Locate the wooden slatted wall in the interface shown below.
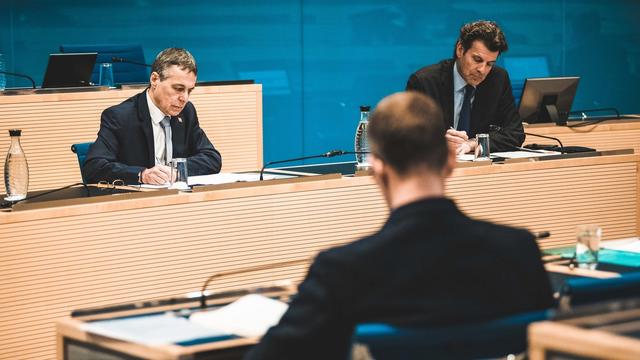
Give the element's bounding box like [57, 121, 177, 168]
[0, 84, 262, 192]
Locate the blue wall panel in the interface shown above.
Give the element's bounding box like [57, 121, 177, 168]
[1, 0, 638, 165]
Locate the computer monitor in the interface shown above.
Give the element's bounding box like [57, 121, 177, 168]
[41, 52, 97, 88]
[518, 76, 580, 126]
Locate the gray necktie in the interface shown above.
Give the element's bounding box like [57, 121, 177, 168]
[160, 116, 172, 164]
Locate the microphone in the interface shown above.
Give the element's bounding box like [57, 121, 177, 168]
[199, 257, 311, 308]
[0, 70, 36, 89]
[534, 231, 551, 240]
[259, 149, 348, 180]
[111, 56, 152, 67]
[489, 124, 565, 154]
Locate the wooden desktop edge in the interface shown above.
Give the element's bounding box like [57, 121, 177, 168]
[56, 287, 295, 359]
[1, 152, 637, 224]
[529, 320, 640, 360]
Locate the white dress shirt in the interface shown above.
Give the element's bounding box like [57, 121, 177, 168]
[146, 90, 169, 165]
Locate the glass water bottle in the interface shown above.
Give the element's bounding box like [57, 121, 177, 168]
[4, 129, 29, 201]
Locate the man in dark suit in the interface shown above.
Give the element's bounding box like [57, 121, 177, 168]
[82, 48, 221, 184]
[245, 92, 554, 359]
[406, 20, 524, 153]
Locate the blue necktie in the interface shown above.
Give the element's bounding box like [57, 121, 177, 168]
[160, 116, 172, 164]
[458, 85, 475, 136]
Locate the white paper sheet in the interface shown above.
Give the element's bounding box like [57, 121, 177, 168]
[187, 172, 292, 186]
[81, 313, 230, 346]
[492, 150, 560, 159]
[601, 237, 640, 253]
[189, 294, 289, 338]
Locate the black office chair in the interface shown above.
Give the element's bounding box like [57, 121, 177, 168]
[59, 44, 148, 85]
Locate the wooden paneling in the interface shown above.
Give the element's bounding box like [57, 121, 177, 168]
[0, 154, 638, 359]
[0, 84, 262, 192]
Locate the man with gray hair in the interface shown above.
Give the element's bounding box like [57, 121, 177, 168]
[83, 48, 221, 184]
[246, 92, 552, 359]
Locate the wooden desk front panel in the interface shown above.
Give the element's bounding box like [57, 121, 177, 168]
[1, 181, 387, 360]
[449, 158, 639, 249]
[0, 84, 262, 192]
[1, 155, 638, 359]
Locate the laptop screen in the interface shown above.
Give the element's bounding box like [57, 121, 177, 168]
[41, 52, 97, 88]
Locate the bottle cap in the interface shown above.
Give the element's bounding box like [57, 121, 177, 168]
[360, 106, 370, 112]
[9, 129, 22, 136]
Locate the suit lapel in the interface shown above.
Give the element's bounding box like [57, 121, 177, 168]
[171, 115, 186, 157]
[136, 90, 156, 167]
[440, 60, 455, 127]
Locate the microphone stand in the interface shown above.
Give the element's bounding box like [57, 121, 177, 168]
[0, 70, 36, 89]
[488, 124, 565, 154]
[524, 132, 565, 154]
[259, 150, 347, 180]
[199, 258, 311, 308]
[111, 56, 152, 68]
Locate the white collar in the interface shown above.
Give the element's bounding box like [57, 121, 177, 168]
[146, 89, 168, 125]
[453, 61, 470, 93]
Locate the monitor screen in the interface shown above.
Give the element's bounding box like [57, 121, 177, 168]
[518, 77, 580, 126]
[41, 52, 97, 88]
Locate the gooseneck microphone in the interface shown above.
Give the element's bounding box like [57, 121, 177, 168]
[489, 124, 565, 154]
[259, 149, 348, 180]
[199, 258, 311, 308]
[0, 70, 36, 89]
[111, 56, 152, 67]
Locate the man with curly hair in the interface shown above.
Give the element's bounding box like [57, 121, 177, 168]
[407, 20, 524, 154]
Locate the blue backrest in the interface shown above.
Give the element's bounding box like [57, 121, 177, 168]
[71, 142, 93, 183]
[560, 272, 640, 308]
[353, 310, 549, 360]
[59, 44, 148, 84]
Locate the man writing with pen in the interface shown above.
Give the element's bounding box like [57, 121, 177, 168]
[406, 20, 525, 154]
[83, 48, 221, 185]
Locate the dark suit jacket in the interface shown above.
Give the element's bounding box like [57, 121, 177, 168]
[406, 59, 524, 152]
[82, 90, 222, 184]
[245, 198, 554, 360]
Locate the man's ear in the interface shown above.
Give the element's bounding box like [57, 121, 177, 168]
[150, 72, 160, 89]
[443, 142, 457, 178]
[455, 42, 464, 59]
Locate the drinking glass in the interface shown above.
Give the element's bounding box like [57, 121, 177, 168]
[576, 224, 602, 270]
[170, 158, 190, 191]
[98, 63, 114, 87]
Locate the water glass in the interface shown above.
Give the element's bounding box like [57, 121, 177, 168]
[576, 225, 602, 270]
[474, 133, 490, 161]
[98, 62, 114, 87]
[170, 158, 189, 190]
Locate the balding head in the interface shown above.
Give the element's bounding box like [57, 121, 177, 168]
[368, 92, 447, 175]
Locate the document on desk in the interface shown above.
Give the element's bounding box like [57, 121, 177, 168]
[81, 313, 231, 346]
[190, 294, 289, 338]
[601, 237, 640, 253]
[188, 172, 293, 186]
[492, 150, 560, 158]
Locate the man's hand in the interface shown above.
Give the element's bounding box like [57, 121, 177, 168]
[140, 165, 171, 185]
[446, 129, 477, 155]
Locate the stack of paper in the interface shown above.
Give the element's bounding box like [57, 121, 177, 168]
[189, 294, 289, 338]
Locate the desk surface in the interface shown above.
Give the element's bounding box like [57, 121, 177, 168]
[529, 301, 640, 360]
[2, 152, 639, 360]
